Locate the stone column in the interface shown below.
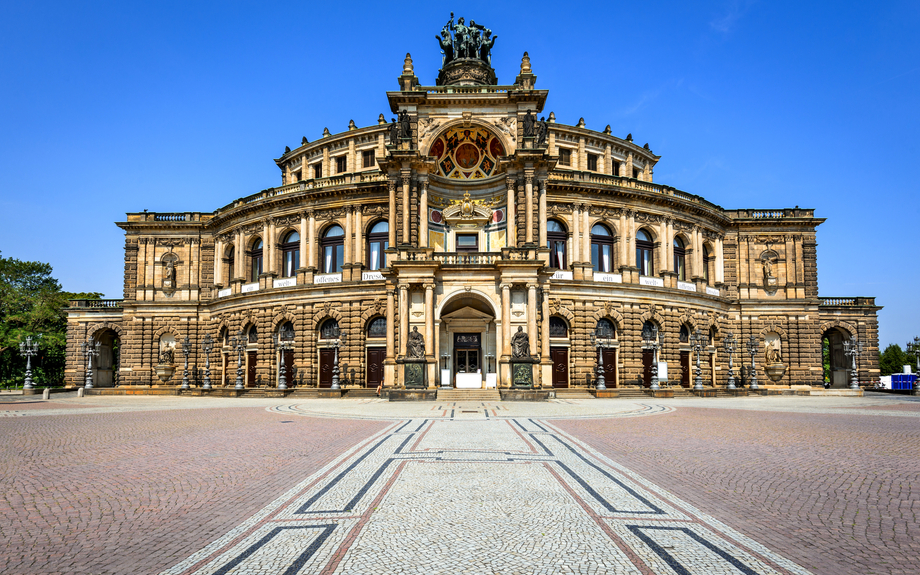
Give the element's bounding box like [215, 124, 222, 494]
[401, 173, 411, 245]
[506, 177, 516, 248]
[419, 180, 428, 248]
[388, 179, 397, 250]
[626, 152, 634, 179]
[628, 211, 637, 268]
[661, 219, 670, 273]
[525, 173, 534, 244]
[619, 210, 628, 268]
[307, 211, 316, 269]
[501, 283, 512, 357]
[398, 285, 409, 357]
[538, 180, 547, 246]
[572, 204, 581, 264]
[424, 284, 434, 356]
[262, 220, 270, 275]
[137, 238, 147, 299]
[354, 206, 363, 268]
[604, 144, 612, 175]
[527, 283, 538, 356]
[269, 218, 277, 274]
[236, 229, 244, 279]
[715, 237, 725, 284]
[213, 239, 222, 286]
[386, 288, 396, 360]
[299, 213, 308, 269]
[784, 234, 794, 288]
[582, 204, 591, 262]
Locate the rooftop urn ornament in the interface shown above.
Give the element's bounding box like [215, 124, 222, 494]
[723, 332, 738, 390]
[322, 127, 331, 138]
[284, 146, 291, 154]
[577, 117, 585, 129]
[302, 136, 308, 145]
[19, 335, 40, 390]
[907, 337, 920, 391]
[747, 335, 760, 390]
[81, 338, 101, 389]
[180, 336, 191, 390]
[689, 328, 707, 391]
[843, 339, 864, 390]
[378, 113, 386, 125]
[626, 133, 633, 142]
[604, 125, 612, 135]
[641, 323, 661, 391]
[348, 119, 356, 131]
[548, 111, 555, 123]
[403, 52, 414, 75]
[520, 51, 532, 74]
[201, 334, 214, 390]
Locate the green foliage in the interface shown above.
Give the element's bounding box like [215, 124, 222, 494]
[822, 337, 831, 383]
[879, 343, 918, 376]
[0, 252, 101, 387]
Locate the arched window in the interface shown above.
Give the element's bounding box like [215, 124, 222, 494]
[250, 239, 263, 282]
[703, 245, 712, 283]
[547, 219, 567, 269]
[367, 317, 386, 338]
[321, 225, 345, 274]
[320, 318, 339, 340]
[673, 237, 687, 281]
[679, 325, 690, 343]
[248, 325, 258, 343]
[636, 229, 654, 276]
[591, 223, 614, 273]
[549, 317, 568, 338]
[226, 247, 235, 280]
[280, 231, 300, 278]
[596, 318, 616, 338]
[367, 221, 389, 271]
[220, 327, 229, 346]
[279, 321, 295, 341]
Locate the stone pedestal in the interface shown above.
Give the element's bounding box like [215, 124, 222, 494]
[436, 58, 497, 86]
[510, 357, 538, 388]
[155, 364, 176, 384]
[765, 363, 787, 383]
[398, 358, 428, 389]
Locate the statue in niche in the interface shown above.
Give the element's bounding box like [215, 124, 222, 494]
[761, 252, 778, 287]
[158, 347, 174, 365]
[407, 326, 425, 359]
[163, 259, 176, 289]
[398, 110, 412, 140]
[535, 117, 548, 147]
[511, 326, 530, 358]
[523, 109, 536, 138]
[388, 118, 399, 145]
[766, 340, 783, 364]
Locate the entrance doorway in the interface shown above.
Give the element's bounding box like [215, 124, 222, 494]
[247, 351, 257, 387]
[366, 347, 385, 388]
[598, 348, 616, 387]
[551, 347, 568, 388]
[319, 348, 334, 388]
[94, 329, 119, 387]
[454, 333, 481, 387]
[680, 351, 690, 387]
[642, 349, 654, 387]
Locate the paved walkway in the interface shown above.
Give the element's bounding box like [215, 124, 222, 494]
[1, 394, 917, 574]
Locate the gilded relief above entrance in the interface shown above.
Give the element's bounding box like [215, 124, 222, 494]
[429, 126, 505, 180]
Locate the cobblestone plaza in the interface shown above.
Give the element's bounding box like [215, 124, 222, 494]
[2, 393, 917, 574]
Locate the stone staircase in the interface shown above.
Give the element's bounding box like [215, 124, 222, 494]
[554, 388, 596, 399]
[616, 387, 650, 400]
[436, 388, 502, 402]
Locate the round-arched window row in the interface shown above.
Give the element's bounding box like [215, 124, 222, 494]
[673, 236, 686, 281]
[367, 221, 388, 271]
[250, 238, 263, 282]
[591, 223, 614, 273]
[281, 231, 300, 278]
[547, 219, 567, 269]
[321, 225, 345, 274]
[636, 229, 654, 276]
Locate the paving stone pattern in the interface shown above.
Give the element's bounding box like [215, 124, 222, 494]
[555, 401, 920, 575]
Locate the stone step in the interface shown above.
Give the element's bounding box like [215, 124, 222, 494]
[554, 388, 596, 399]
[437, 389, 502, 402]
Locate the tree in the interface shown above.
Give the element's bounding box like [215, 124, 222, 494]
[879, 343, 917, 377]
[0, 252, 101, 386]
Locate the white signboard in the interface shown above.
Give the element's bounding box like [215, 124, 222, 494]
[485, 373, 498, 388]
[677, 281, 697, 292]
[595, 273, 623, 283]
[658, 362, 668, 381]
[217, 288, 232, 298]
[362, 271, 384, 281]
[314, 273, 342, 284]
[706, 287, 720, 296]
[639, 276, 664, 287]
[551, 270, 573, 280]
[273, 277, 296, 289]
[456, 373, 482, 389]
[241, 282, 259, 293]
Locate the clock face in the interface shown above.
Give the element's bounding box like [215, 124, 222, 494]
[429, 126, 505, 180]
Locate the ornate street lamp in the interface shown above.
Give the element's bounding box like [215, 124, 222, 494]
[843, 339, 864, 390]
[331, 325, 346, 390]
[641, 323, 661, 391]
[81, 338, 101, 389]
[201, 334, 214, 390]
[907, 336, 920, 391]
[590, 323, 614, 391]
[747, 335, 759, 390]
[273, 327, 295, 390]
[232, 329, 245, 390]
[19, 335, 40, 390]
[181, 336, 191, 390]
[723, 332, 737, 390]
[689, 328, 707, 391]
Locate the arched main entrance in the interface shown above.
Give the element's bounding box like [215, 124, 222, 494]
[438, 291, 498, 389]
[93, 329, 120, 387]
[822, 328, 851, 388]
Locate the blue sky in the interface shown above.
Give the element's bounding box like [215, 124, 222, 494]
[1, 1, 917, 349]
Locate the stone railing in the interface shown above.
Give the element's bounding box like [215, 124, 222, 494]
[726, 208, 816, 219]
[548, 171, 724, 213]
[230, 171, 388, 209]
[69, 299, 124, 309]
[819, 297, 876, 307]
[434, 252, 499, 265]
[420, 85, 514, 94]
[126, 212, 209, 223]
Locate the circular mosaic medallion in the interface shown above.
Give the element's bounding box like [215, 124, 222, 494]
[428, 126, 505, 180]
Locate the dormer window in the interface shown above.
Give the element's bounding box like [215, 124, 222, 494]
[559, 148, 572, 166]
[314, 163, 323, 179]
[587, 153, 598, 171]
[336, 156, 347, 174]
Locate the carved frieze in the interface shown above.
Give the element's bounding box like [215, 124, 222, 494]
[493, 117, 517, 143]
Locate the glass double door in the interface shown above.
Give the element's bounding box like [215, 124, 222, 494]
[455, 349, 480, 374]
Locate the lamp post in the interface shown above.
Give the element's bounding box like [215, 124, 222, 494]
[181, 336, 191, 390]
[843, 339, 864, 390]
[747, 335, 759, 390]
[81, 338, 101, 389]
[641, 323, 661, 391]
[19, 335, 40, 390]
[723, 332, 737, 390]
[907, 336, 920, 391]
[233, 329, 245, 390]
[201, 334, 213, 390]
[689, 328, 707, 391]
[591, 324, 614, 390]
[274, 328, 294, 390]
[331, 327, 346, 390]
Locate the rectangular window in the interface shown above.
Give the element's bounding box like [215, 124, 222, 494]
[323, 245, 344, 274]
[314, 163, 323, 179]
[456, 234, 478, 252]
[587, 153, 597, 171]
[336, 156, 347, 174]
[559, 148, 571, 166]
[362, 150, 376, 168]
[612, 161, 621, 176]
[368, 239, 388, 270]
[633, 168, 639, 179]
